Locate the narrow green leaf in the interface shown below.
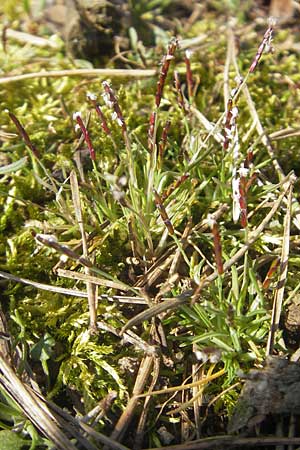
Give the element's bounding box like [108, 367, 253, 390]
[0, 157, 27, 175]
[231, 265, 239, 300]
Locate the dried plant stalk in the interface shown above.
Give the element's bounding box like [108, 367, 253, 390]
[0, 68, 156, 85]
[107, 356, 154, 445]
[266, 178, 294, 355]
[70, 171, 97, 330]
[0, 354, 78, 450]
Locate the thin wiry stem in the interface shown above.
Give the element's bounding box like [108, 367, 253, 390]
[158, 119, 171, 163]
[137, 367, 225, 398]
[184, 50, 195, 100]
[142, 436, 300, 450]
[32, 232, 137, 293]
[7, 110, 40, 158]
[148, 111, 156, 152]
[73, 112, 95, 160]
[0, 269, 146, 304]
[209, 217, 224, 275]
[0, 68, 156, 85]
[262, 258, 280, 290]
[0, 354, 78, 450]
[153, 189, 174, 235]
[174, 71, 188, 113]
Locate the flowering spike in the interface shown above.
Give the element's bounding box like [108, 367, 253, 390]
[223, 98, 233, 151]
[155, 38, 178, 108]
[87, 92, 111, 136]
[232, 174, 241, 223]
[73, 112, 95, 161]
[147, 111, 156, 153]
[102, 81, 127, 133]
[153, 189, 174, 235]
[245, 149, 254, 167]
[245, 173, 257, 192]
[158, 119, 171, 162]
[249, 20, 275, 73]
[184, 49, 194, 100]
[33, 231, 92, 268]
[7, 110, 40, 158]
[238, 167, 249, 228]
[174, 71, 188, 113]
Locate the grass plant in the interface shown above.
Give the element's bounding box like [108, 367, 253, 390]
[0, 1, 300, 448]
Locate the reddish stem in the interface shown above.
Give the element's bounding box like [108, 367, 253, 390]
[158, 119, 171, 162]
[155, 39, 178, 108]
[147, 111, 156, 153]
[153, 189, 174, 235]
[211, 219, 224, 275]
[8, 111, 40, 158]
[239, 176, 248, 228]
[74, 114, 95, 161]
[249, 23, 274, 73]
[184, 50, 194, 100]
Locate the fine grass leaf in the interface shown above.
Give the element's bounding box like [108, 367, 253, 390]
[231, 265, 239, 300]
[0, 157, 27, 174]
[248, 267, 265, 304]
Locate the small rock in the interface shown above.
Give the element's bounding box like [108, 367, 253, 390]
[229, 356, 300, 433]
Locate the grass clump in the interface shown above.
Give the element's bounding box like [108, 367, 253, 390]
[0, 1, 300, 449]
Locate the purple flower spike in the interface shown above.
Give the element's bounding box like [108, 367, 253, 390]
[73, 111, 96, 161]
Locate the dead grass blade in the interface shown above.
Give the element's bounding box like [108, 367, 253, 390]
[70, 170, 97, 329]
[5, 28, 60, 48]
[143, 436, 300, 450]
[56, 267, 135, 291]
[0, 68, 156, 84]
[266, 178, 294, 355]
[0, 354, 78, 450]
[107, 356, 154, 445]
[0, 269, 146, 303]
[269, 127, 300, 140]
[0, 309, 10, 361]
[97, 320, 158, 355]
[32, 386, 130, 450]
[134, 356, 161, 450]
[166, 364, 219, 416]
[0, 351, 130, 450]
